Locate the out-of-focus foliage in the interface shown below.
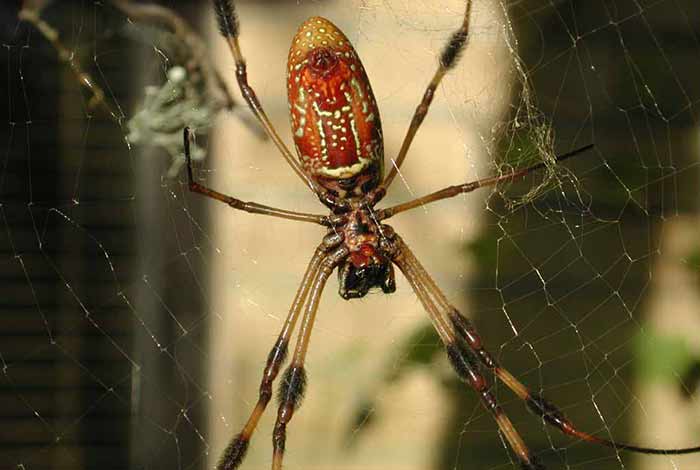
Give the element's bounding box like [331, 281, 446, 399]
[345, 322, 445, 446]
[634, 331, 699, 389]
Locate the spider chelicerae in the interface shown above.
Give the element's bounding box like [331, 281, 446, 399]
[183, 1, 700, 469]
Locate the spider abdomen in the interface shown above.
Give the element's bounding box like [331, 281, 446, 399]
[287, 17, 383, 195]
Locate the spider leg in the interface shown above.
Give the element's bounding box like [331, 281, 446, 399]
[216, 242, 337, 470]
[451, 313, 700, 456]
[211, 0, 323, 195]
[391, 235, 543, 469]
[379, 144, 593, 220]
[382, 0, 473, 190]
[395, 235, 700, 458]
[271, 246, 348, 470]
[184, 128, 332, 225]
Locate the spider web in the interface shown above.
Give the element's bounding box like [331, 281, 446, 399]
[1, 1, 699, 470]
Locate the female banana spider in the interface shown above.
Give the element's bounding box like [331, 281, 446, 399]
[184, 1, 700, 469]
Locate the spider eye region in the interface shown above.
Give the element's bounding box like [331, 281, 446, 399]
[287, 16, 384, 190]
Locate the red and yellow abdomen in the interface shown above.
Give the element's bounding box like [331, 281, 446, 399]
[287, 17, 383, 190]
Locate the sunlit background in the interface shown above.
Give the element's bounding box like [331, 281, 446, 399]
[1, 1, 699, 470]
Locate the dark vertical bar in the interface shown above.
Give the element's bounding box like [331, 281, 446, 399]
[1, 2, 207, 470]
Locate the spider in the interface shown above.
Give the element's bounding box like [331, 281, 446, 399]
[183, 1, 700, 469]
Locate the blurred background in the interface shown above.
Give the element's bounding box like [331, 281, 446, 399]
[0, 1, 699, 470]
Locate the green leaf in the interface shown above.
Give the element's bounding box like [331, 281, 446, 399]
[634, 330, 696, 383]
[343, 398, 376, 450]
[684, 248, 700, 272]
[384, 322, 443, 383]
[464, 233, 498, 270]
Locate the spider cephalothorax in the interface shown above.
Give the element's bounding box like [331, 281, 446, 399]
[336, 208, 396, 299]
[189, 2, 700, 470]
